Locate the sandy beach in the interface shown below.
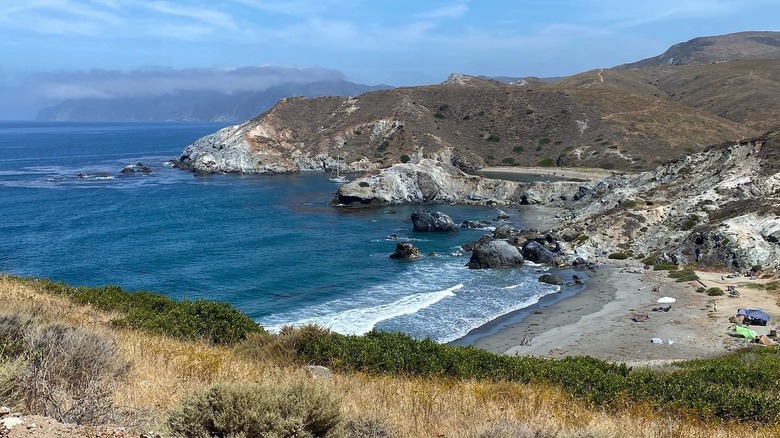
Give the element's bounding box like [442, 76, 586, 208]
[470, 261, 780, 365]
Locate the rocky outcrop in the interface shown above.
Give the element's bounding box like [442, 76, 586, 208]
[389, 242, 422, 259]
[493, 225, 513, 239]
[120, 162, 151, 174]
[529, 133, 780, 271]
[466, 239, 524, 269]
[539, 273, 564, 285]
[521, 241, 560, 264]
[334, 159, 521, 207]
[411, 210, 458, 232]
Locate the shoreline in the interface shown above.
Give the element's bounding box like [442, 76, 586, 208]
[461, 260, 780, 364]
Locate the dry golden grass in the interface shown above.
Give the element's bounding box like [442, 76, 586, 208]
[3, 276, 780, 437]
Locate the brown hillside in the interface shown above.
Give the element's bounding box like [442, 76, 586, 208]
[618, 31, 780, 68]
[239, 75, 747, 172]
[550, 60, 780, 133]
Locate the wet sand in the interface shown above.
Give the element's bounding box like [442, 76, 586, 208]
[467, 261, 780, 365]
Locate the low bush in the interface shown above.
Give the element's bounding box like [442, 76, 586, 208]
[399, 154, 411, 163]
[668, 269, 699, 282]
[0, 314, 128, 425]
[652, 263, 678, 271]
[607, 253, 629, 260]
[573, 235, 589, 246]
[641, 255, 658, 265]
[345, 416, 396, 438]
[168, 381, 342, 438]
[536, 158, 554, 167]
[291, 328, 780, 424]
[486, 134, 501, 143]
[696, 287, 707, 293]
[15, 277, 261, 345]
[707, 287, 725, 296]
[682, 215, 698, 231]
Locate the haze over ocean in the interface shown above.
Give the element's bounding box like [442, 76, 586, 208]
[0, 122, 567, 342]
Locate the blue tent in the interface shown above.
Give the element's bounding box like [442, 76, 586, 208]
[737, 309, 771, 326]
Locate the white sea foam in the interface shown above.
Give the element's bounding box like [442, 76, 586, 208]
[501, 283, 524, 290]
[267, 284, 463, 335]
[435, 287, 559, 343]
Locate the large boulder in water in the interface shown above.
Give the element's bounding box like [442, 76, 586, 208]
[411, 210, 458, 232]
[539, 273, 564, 285]
[389, 242, 421, 260]
[493, 224, 513, 239]
[521, 240, 558, 264]
[467, 239, 524, 269]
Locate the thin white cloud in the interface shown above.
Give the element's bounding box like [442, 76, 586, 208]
[584, 0, 756, 27]
[142, 1, 238, 31]
[415, 2, 469, 20]
[228, 0, 361, 17]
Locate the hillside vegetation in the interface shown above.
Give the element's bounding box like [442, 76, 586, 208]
[2, 275, 780, 437]
[177, 32, 780, 175]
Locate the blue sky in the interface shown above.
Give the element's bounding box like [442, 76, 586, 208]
[0, 0, 778, 118]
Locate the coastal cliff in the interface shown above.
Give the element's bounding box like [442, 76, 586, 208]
[523, 132, 780, 271]
[334, 158, 526, 207]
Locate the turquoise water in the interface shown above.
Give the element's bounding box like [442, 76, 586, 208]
[0, 122, 567, 342]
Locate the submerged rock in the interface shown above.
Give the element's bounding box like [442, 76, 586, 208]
[389, 242, 422, 260]
[466, 240, 524, 269]
[120, 162, 152, 174]
[411, 210, 458, 232]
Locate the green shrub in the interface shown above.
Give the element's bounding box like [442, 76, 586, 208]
[536, 158, 554, 167]
[399, 154, 411, 163]
[13, 277, 262, 345]
[641, 255, 658, 265]
[607, 253, 629, 260]
[682, 215, 699, 231]
[751, 265, 763, 272]
[434, 112, 446, 119]
[697, 287, 707, 293]
[359, 181, 370, 187]
[538, 138, 551, 146]
[652, 263, 678, 271]
[292, 329, 780, 423]
[500, 157, 516, 165]
[513, 146, 524, 153]
[486, 134, 501, 143]
[707, 287, 724, 296]
[573, 235, 589, 246]
[168, 381, 342, 438]
[668, 269, 699, 282]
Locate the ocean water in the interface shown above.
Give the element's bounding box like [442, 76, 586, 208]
[0, 122, 570, 343]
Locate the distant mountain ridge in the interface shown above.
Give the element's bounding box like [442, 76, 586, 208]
[618, 31, 780, 68]
[36, 79, 392, 123]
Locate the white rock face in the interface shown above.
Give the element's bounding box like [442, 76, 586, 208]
[523, 137, 780, 270]
[335, 159, 521, 206]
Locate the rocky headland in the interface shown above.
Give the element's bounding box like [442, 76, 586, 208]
[341, 131, 780, 272]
